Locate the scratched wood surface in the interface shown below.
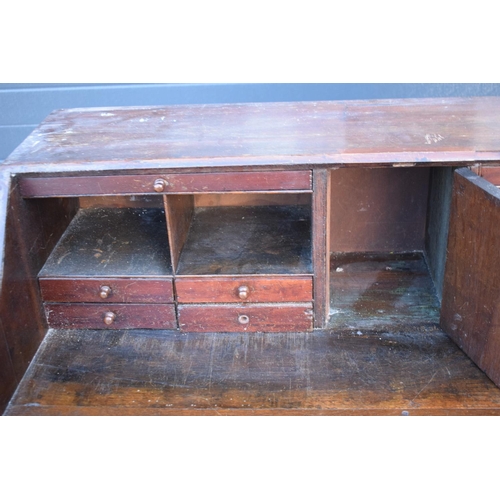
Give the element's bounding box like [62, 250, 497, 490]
[39, 207, 173, 277]
[329, 252, 440, 331]
[5, 327, 500, 415]
[6, 98, 500, 172]
[176, 205, 312, 275]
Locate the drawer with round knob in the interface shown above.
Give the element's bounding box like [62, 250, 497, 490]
[43, 303, 177, 330]
[39, 278, 174, 304]
[177, 303, 313, 333]
[175, 276, 313, 303]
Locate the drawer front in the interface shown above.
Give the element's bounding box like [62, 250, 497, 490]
[44, 303, 177, 329]
[178, 304, 313, 333]
[20, 171, 312, 197]
[39, 278, 174, 303]
[175, 276, 313, 303]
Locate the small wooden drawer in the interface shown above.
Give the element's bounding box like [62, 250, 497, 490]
[20, 171, 312, 197]
[175, 276, 313, 303]
[39, 278, 174, 303]
[44, 303, 177, 329]
[178, 303, 313, 333]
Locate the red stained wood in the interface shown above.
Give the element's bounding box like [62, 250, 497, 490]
[175, 275, 312, 303]
[19, 171, 312, 198]
[5, 98, 500, 172]
[39, 278, 174, 303]
[441, 168, 500, 386]
[178, 303, 313, 333]
[164, 194, 194, 272]
[312, 169, 330, 328]
[479, 166, 500, 186]
[44, 303, 177, 330]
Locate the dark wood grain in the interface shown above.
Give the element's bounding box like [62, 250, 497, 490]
[44, 303, 177, 330]
[176, 205, 312, 276]
[178, 304, 313, 333]
[175, 275, 312, 303]
[19, 171, 312, 197]
[6, 98, 500, 172]
[330, 167, 429, 252]
[39, 207, 173, 277]
[39, 277, 174, 303]
[0, 177, 79, 413]
[329, 252, 440, 331]
[312, 169, 330, 328]
[5, 328, 500, 415]
[164, 195, 194, 272]
[441, 168, 500, 386]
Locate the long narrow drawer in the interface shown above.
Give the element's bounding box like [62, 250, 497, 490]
[175, 276, 313, 303]
[178, 303, 313, 333]
[44, 303, 177, 329]
[20, 171, 312, 197]
[39, 278, 174, 303]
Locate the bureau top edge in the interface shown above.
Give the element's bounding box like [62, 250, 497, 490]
[4, 97, 500, 170]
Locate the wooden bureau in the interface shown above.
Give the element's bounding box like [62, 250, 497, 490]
[2, 98, 500, 415]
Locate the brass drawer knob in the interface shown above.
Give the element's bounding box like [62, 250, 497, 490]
[99, 285, 112, 299]
[103, 311, 116, 325]
[238, 285, 250, 300]
[153, 178, 168, 192]
[238, 314, 250, 325]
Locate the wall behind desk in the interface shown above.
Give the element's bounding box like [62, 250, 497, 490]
[2, 83, 500, 162]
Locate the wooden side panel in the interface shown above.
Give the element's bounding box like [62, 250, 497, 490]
[0, 176, 79, 412]
[19, 171, 312, 197]
[164, 195, 194, 272]
[312, 169, 330, 328]
[330, 167, 429, 252]
[176, 275, 312, 303]
[441, 168, 500, 387]
[39, 278, 174, 303]
[178, 303, 313, 333]
[45, 303, 177, 330]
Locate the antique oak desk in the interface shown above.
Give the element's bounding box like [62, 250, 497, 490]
[2, 98, 500, 415]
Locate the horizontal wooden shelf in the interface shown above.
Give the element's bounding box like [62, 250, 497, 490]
[4, 327, 500, 415]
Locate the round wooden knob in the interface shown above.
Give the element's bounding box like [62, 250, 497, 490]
[153, 178, 168, 192]
[103, 311, 116, 325]
[238, 285, 250, 300]
[238, 314, 250, 325]
[99, 285, 112, 299]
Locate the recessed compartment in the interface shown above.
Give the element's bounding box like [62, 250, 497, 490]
[327, 166, 450, 331]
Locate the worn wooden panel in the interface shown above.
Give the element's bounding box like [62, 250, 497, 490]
[176, 205, 312, 276]
[178, 304, 313, 333]
[175, 275, 312, 303]
[312, 169, 330, 328]
[79, 195, 163, 209]
[425, 167, 454, 301]
[0, 178, 78, 410]
[330, 167, 429, 252]
[441, 168, 500, 387]
[39, 207, 173, 277]
[44, 304, 177, 330]
[39, 278, 174, 303]
[5, 328, 500, 415]
[164, 195, 194, 273]
[6, 98, 500, 171]
[329, 252, 440, 330]
[194, 192, 311, 207]
[19, 171, 312, 197]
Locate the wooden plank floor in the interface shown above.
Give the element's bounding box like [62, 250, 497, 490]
[4, 327, 500, 415]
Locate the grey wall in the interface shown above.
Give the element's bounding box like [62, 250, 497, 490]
[2, 83, 500, 162]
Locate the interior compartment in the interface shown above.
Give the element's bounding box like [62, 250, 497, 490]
[168, 193, 312, 276]
[328, 166, 453, 330]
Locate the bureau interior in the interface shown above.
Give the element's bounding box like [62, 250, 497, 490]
[328, 166, 452, 330]
[39, 192, 313, 279]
